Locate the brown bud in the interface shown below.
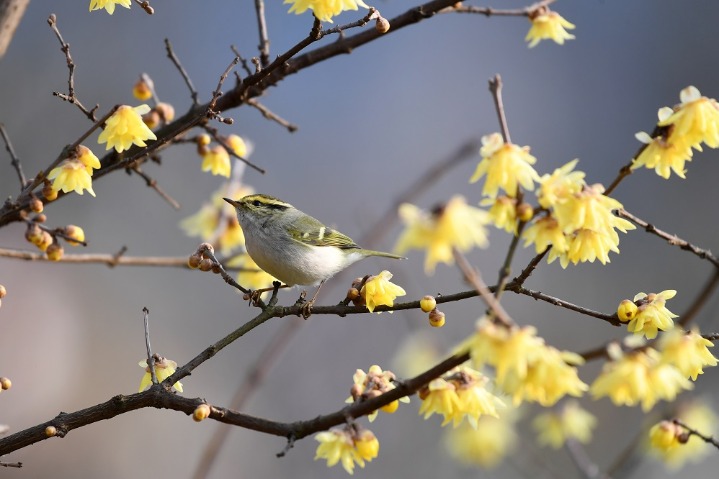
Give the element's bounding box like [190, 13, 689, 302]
[375, 16, 390, 34]
[0, 377, 11, 390]
[33, 213, 47, 223]
[45, 426, 57, 437]
[199, 243, 215, 256]
[346, 288, 360, 301]
[516, 202, 534, 222]
[199, 258, 213, 271]
[42, 184, 58, 201]
[428, 309, 446, 328]
[188, 254, 202, 269]
[29, 197, 44, 213]
[36, 231, 54, 251]
[0, 284, 7, 299]
[211, 264, 222, 274]
[350, 383, 363, 400]
[142, 110, 161, 130]
[155, 102, 175, 123]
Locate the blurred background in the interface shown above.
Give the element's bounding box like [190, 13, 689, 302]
[1, 0, 718, 477]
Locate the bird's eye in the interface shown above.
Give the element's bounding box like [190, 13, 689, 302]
[253, 200, 261, 207]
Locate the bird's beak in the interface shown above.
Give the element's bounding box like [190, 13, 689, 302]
[223, 197, 239, 207]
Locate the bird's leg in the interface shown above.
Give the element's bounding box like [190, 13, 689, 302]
[300, 280, 325, 319]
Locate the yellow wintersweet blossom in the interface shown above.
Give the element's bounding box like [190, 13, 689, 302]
[658, 327, 717, 380]
[470, 133, 540, 198]
[201, 145, 232, 178]
[537, 159, 586, 210]
[590, 346, 692, 411]
[632, 120, 693, 180]
[346, 365, 409, 422]
[482, 196, 518, 234]
[89, 0, 131, 14]
[522, 216, 569, 259]
[360, 270, 406, 313]
[393, 196, 490, 273]
[533, 400, 596, 449]
[226, 253, 277, 291]
[619, 290, 678, 339]
[48, 159, 96, 197]
[553, 183, 634, 236]
[138, 357, 183, 393]
[452, 367, 505, 428]
[444, 410, 518, 468]
[98, 105, 157, 153]
[314, 426, 379, 474]
[285, 0, 369, 23]
[466, 318, 587, 406]
[647, 400, 717, 469]
[658, 86, 719, 149]
[418, 378, 463, 426]
[525, 10, 576, 48]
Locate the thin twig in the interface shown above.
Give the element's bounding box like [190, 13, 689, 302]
[165, 38, 199, 105]
[678, 269, 719, 327]
[230, 45, 254, 77]
[0, 123, 26, 187]
[254, 0, 271, 67]
[509, 284, 622, 326]
[205, 127, 266, 174]
[0, 247, 250, 271]
[673, 419, 719, 449]
[453, 248, 514, 327]
[565, 439, 612, 479]
[47, 14, 98, 121]
[489, 74, 511, 144]
[197, 244, 252, 296]
[143, 307, 158, 385]
[512, 250, 547, 286]
[209, 56, 241, 114]
[133, 0, 155, 15]
[130, 165, 181, 210]
[617, 208, 719, 268]
[246, 99, 298, 132]
[0, 461, 22, 468]
[449, 0, 556, 16]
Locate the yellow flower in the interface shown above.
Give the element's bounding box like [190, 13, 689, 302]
[533, 400, 596, 449]
[98, 105, 157, 153]
[444, 412, 518, 468]
[658, 327, 717, 380]
[180, 204, 220, 241]
[522, 216, 568, 256]
[346, 365, 409, 422]
[48, 159, 96, 197]
[393, 196, 490, 273]
[314, 426, 378, 474]
[89, 0, 131, 14]
[360, 270, 406, 313]
[201, 145, 231, 177]
[138, 357, 183, 393]
[227, 253, 277, 291]
[285, 0, 369, 23]
[525, 10, 576, 48]
[452, 367, 505, 427]
[418, 378, 462, 426]
[537, 159, 586, 209]
[553, 183, 634, 236]
[632, 129, 693, 179]
[590, 348, 692, 411]
[470, 133, 540, 198]
[482, 196, 518, 234]
[647, 400, 718, 469]
[226, 134, 247, 157]
[466, 318, 587, 406]
[76, 145, 102, 171]
[658, 86, 719, 149]
[623, 290, 678, 339]
[64, 225, 86, 246]
[560, 228, 619, 267]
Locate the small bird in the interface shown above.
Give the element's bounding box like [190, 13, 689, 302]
[223, 194, 402, 301]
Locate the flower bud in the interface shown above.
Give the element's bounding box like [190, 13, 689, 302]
[133, 77, 153, 101]
[142, 110, 161, 130]
[617, 299, 638, 322]
[196, 134, 211, 147]
[155, 102, 175, 123]
[188, 254, 202, 269]
[211, 263, 222, 274]
[516, 202, 534, 222]
[36, 231, 54, 252]
[42, 184, 58, 201]
[46, 243, 64, 261]
[428, 309, 446, 328]
[64, 225, 85, 246]
[25, 223, 42, 244]
[199, 258, 213, 271]
[380, 399, 399, 413]
[375, 16, 390, 34]
[45, 426, 57, 437]
[346, 288, 360, 301]
[0, 284, 6, 299]
[29, 197, 44, 213]
[193, 404, 211, 422]
[33, 213, 47, 223]
[419, 295, 436, 313]
[0, 377, 11, 390]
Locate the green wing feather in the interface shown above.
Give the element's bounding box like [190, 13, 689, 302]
[288, 214, 360, 250]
